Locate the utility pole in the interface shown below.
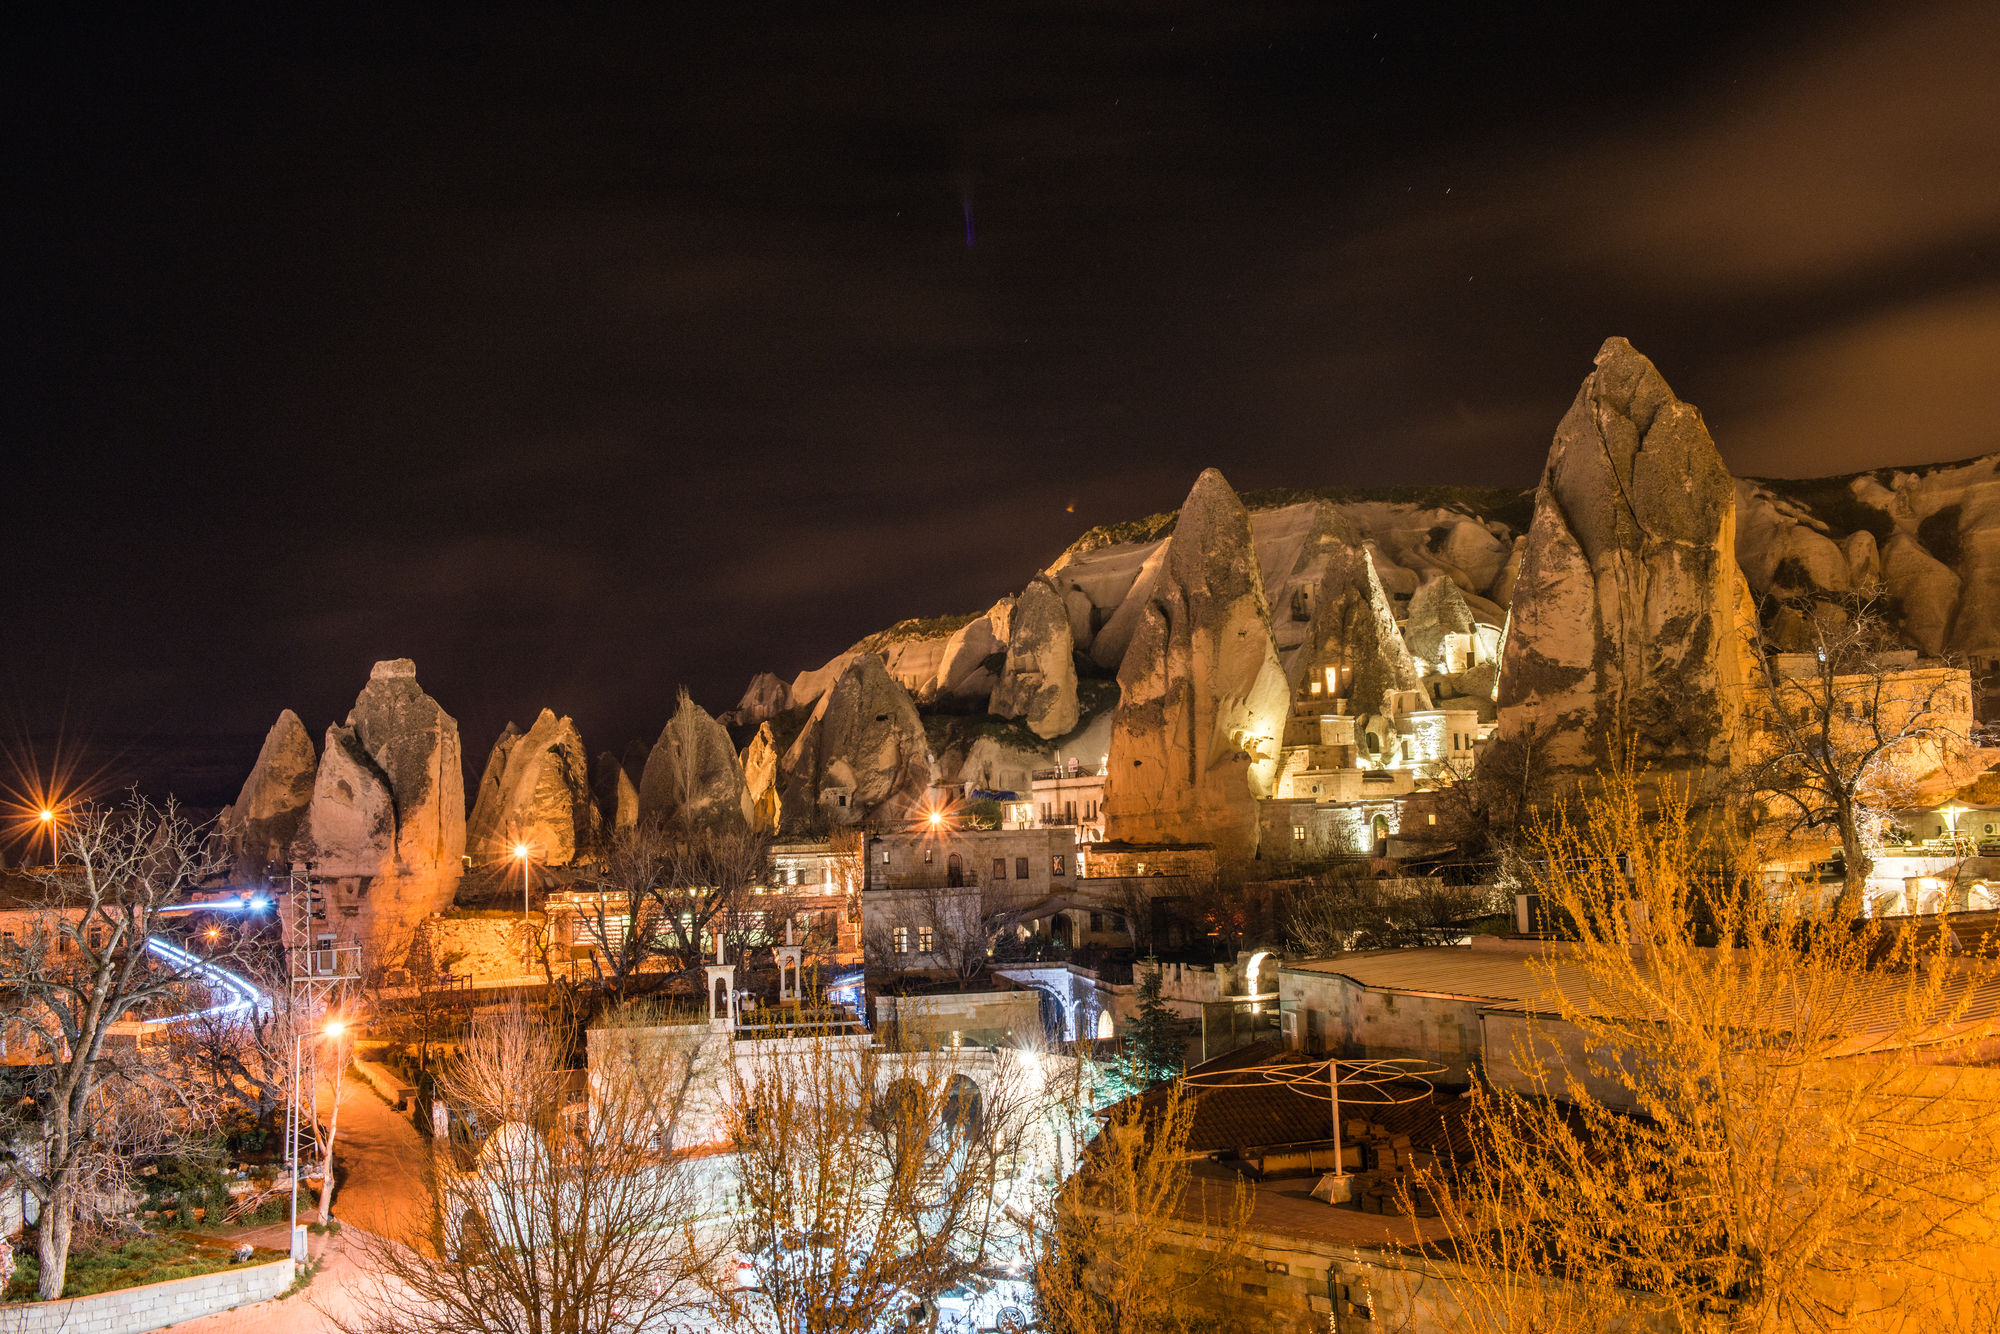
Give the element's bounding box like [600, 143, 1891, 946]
[282, 862, 361, 1262]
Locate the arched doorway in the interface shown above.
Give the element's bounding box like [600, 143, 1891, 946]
[712, 975, 730, 1020]
[1371, 815, 1389, 857]
[947, 853, 964, 887]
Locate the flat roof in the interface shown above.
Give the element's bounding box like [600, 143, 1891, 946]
[1283, 944, 1582, 1013]
[1282, 942, 2000, 1050]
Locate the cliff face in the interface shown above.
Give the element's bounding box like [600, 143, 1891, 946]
[1490, 338, 1757, 779]
[1102, 469, 1292, 858]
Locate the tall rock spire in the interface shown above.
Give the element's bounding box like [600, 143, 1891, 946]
[1103, 468, 1291, 858]
[1488, 338, 1756, 785]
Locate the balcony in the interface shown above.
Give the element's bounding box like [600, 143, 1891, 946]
[1032, 765, 1104, 781]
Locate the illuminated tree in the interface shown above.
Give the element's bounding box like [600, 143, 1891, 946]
[339, 1001, 726, 1334]
[1740, 594, 1972, 919]
[1031, 1082, 1250, 1334]
[724, 1037, 1043, 1334]
[1413, 767, 2000, 1333]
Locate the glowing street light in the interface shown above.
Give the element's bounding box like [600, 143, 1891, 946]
[512, 840, 535, 923]
[288, 1013, 352, 1257]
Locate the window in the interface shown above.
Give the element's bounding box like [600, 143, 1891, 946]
[993, 858, 1007, 880]
[1052, 854, 1068, 877]
[1015, 857, 1029, 879]
[892, 926, 910, 954]
[1089, 912, 1103, 931]
[87, 925, 106, 952]
[924, 847, 934, 864]
[917, 927, 934, 953]
[880, 850, 891, 864]
[1292, 825, 1307, 842]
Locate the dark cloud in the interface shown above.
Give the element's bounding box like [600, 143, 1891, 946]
[2, 0, 1997, 794]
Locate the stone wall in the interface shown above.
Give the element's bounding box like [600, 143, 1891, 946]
[873, 988, 1044, 1046]
[0, 1256, 293, 1334]
[413, 912, 545, 982]
[1079, 842, 1218, 880]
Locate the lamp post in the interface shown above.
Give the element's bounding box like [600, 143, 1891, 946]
[37, 807, 56, 867]
[513, 841, 533, 923]
[288, 1017, 345, 1261]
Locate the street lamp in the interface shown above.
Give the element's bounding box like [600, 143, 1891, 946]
[513, 841, 534, 923]
[288, 1017, 347, 1261]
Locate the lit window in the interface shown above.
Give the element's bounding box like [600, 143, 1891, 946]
[1292, 826, 1306, 842]
[892, 926, 910, 954]
[917, 927, 934, 953]
[1052, 855, 1067, 877]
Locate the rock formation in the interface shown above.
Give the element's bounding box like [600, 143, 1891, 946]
[726, 672, 791, 727]
[466, 710, 599, 865]
[303, 725, 398, 878]
[344, 658, 467, 875]
[780, 652, 933, 827]
[640, 691, 754, 830]
[297, 659, 466, 954]
[221, 709, 318, 868]
[988, 576, 1079, 739]
[467, 722, 524, 850]
[1489, 338, 1756, 779]
[741, 722, 783, 833]
[933, 605, 1009, 701]
[592, 750, 641, 832]
[1102, 468, 1291, 857]
[1404, 574, 1478, 670]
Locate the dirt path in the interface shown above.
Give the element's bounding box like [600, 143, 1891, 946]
[324, 1073, 427, 1237]
[172, 1075, 429, 1333]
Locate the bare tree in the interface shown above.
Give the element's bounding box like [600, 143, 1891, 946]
[650, 822, 772, 974]
[338, 1000, 727, 1334]
[862, 879, 1016, 983]
[1412, 767, 2000, 1333]
[567, 818, 676, 995]
[724, 1037, 1042, 1334]
[1741, 594, 1973, 918]
[1031, 1081, 1250, 1334]
[0, 795, 239, 1298]
[1286, 874, 1495, 956]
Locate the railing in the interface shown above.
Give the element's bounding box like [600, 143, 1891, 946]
[1032, 766, 1104, 781]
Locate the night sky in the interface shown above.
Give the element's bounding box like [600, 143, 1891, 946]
[5, 1, 1999, 804]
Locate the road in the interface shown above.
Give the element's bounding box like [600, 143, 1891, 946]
[173, 1074, 428, 1333]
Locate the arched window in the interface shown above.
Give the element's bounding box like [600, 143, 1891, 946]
[947, 853, 964, 887]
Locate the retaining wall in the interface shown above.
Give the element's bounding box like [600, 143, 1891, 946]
[0, 1255, 294, 1334]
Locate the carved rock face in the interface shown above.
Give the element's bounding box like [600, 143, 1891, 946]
[989, 576, 1079, 740]
[641, 694, 753, 831]
[1103, 468, 1291, 858]
[222, 709, 318, 868]
[781, 652, 932, 827]
[1490, 338, 1757, 778]
[468, 709, 599, 865]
